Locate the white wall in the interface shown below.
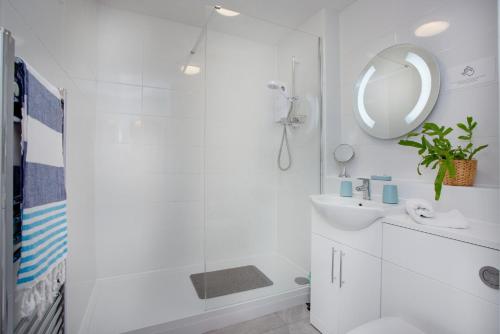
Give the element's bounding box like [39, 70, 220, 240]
[94, 5, 205, 278]
[335, 0, 498, 188]
[0, 0, 98, 332]
[318, 0, 500, 220]
[94, 4, 326, 278]
[274, 25, 322, 271]
[205, 30, 278, 263]
[94, 6, 281, 277]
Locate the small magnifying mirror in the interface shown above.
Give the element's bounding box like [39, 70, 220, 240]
[334, 144, 355, 178]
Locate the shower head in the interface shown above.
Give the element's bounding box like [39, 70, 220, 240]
[267, 80, 287, 93]
[267, 80, 296, 102]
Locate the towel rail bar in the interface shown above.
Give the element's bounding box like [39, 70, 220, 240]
[1, 26, 15, 334]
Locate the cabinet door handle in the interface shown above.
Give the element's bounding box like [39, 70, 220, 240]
[339, 251, 345, 288]
[331, 247, 336, 283]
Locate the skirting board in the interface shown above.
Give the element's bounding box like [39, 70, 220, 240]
[124, 287, 310, 334]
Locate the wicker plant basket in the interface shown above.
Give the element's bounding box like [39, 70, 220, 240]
[443, 159, 477, 186]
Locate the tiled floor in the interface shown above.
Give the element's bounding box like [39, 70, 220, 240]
[204, 304, 320, 334]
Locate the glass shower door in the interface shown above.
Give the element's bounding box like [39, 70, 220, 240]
[202, 11, 321, 310]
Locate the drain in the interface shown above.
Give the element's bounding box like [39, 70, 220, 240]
[294, 277, 309, 285]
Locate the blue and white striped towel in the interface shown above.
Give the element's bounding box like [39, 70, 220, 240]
[15, 59, 67, 318]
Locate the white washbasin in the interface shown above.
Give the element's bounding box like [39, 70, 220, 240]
[311, 194, 402, 231]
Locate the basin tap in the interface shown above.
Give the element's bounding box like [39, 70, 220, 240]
[355, 178, 371, 200]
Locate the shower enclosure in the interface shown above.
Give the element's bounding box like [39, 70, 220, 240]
[90, 4, 322, 333]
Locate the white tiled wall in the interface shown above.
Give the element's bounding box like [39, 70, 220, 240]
[275, 27, 321, 271]
[94, 6, 206, 278]
[0, 0, 98, 332]
[94, 6, 205, 278]
[335, 0, 499, 188]
[205, 30, 278, 263]
[94, 5, 323, 280]
[94, 6, 282, 278]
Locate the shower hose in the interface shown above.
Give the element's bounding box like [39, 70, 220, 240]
[278, 124, 292, 171]
[277, 100, 295, 171]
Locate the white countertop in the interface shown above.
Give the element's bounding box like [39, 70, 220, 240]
[383, 214, 500, 251]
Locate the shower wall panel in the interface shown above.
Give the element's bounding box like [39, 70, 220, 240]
[204, 30, 278, 263]
[275, 31, 321, 272]
[94, 6, 279, 278]
[94, 6, 205, 278]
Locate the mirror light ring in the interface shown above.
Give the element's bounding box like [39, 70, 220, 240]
[357, 66, 377, 128]
[404, 52, 432, 124]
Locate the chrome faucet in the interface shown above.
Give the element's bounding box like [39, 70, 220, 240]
[355, 178, 371, 200]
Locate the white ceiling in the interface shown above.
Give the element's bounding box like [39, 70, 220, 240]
[99, 0, 356, 29]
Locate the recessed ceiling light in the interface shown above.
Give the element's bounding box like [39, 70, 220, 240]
[181, 65, 201, 75]
[414, 21, 450, 37]
[214, 5, 240, 17]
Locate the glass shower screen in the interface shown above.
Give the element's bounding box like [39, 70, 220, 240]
[200, 10, 322, 310]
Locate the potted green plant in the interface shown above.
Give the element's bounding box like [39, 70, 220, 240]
[398, 116, 488, 200]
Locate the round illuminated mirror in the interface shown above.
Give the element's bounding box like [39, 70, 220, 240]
[354, 44, 440, 139]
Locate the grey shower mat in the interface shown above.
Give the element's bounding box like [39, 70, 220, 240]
[190, 265, 273, 299]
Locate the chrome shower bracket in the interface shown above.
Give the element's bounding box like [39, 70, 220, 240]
[278, 114, 306, 128]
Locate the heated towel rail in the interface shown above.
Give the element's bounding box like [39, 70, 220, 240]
[0, 27, 66, 334]
[13, 284, 64, 334]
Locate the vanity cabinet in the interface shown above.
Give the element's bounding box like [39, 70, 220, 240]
[310, 233, 381, 334]
[381, 223, 500, 334]
[311, 198, 500, 334]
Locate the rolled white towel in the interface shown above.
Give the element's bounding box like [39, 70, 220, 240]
[406, 198, 435, 219]
[407, 207, 470, 229]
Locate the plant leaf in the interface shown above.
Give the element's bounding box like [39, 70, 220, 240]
[422, 136, 432, 148]
[398, 140, 423, 148]
[445, 158, 456, 177]
[434, 163, 447, 201]
[422, 155, 437, 167]
[467, 116, 473, 126]
[442, 127, 453, 136]
[469, 144, 489, 160]
[457, 123, 469, 132]
[423, 122, 440, 131]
